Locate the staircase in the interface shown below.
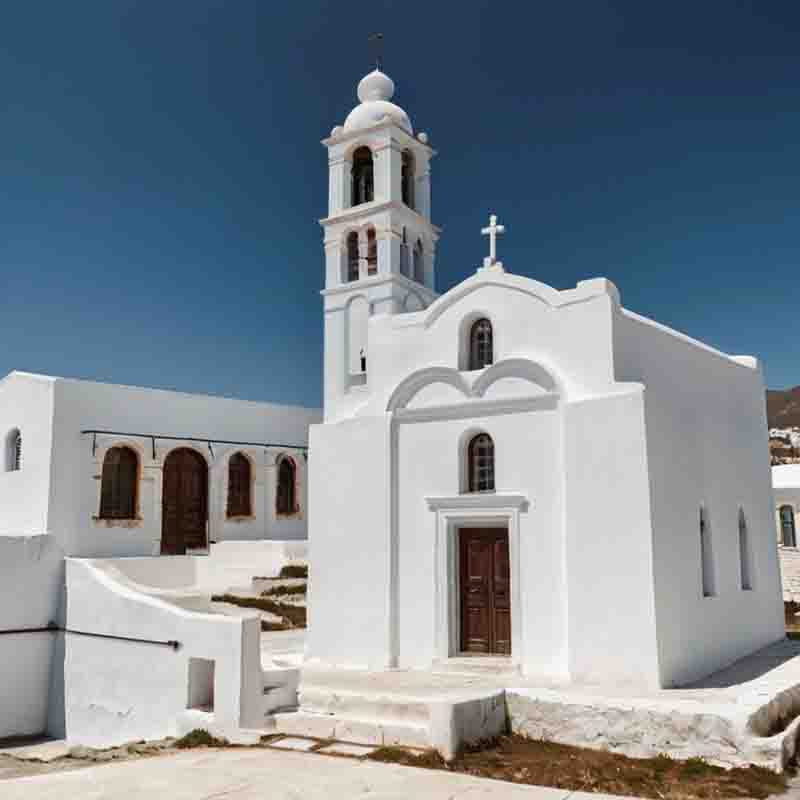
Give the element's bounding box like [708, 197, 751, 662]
[267, 666, 508, 758]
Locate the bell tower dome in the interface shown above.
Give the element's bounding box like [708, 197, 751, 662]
[320, 65, 439, 420]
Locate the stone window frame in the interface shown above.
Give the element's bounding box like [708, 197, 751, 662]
[92, 439, 146, 528]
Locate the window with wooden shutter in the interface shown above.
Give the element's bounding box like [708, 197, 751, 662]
[467, 434, 495, 493]
[469, 318, 493, 370]
[227, 452, 252, 517]
[99, 446, 138, 519]
[276, 456, 297, 515]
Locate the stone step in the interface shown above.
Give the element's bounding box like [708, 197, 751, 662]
[272, 710, 430, 749]
[298, 686, 431, 726]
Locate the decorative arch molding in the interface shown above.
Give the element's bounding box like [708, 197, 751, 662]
[93, 437, 149, 466]
[472, 358, 562, 398]
[386, 367, 470, 412]
[387, 358, 564, 413]
[342, 138, 378, 161]
[422, 274, 618, 330]
[162, 443, 210, 467]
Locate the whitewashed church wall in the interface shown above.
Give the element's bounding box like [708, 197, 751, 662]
[563, 388, 662, 688]
[395, 408, 567, 677]
[45, 378, 318, 557]
[613, 310, 784, 687]
[0, 373, 55, 536]
[306, 415, 393, 669]
[360, 277, 620, 420]
[0, 534, 64, 738]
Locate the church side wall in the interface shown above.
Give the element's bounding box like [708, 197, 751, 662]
[563, 388, 662, 688]
[47, 379, 318, 557]
[306, 416, 394, 668]
[0, 373, 55, 536]
[613, 311, 784, 687]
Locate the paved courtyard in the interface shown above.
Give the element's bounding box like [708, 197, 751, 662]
[1, 747, 632, 799]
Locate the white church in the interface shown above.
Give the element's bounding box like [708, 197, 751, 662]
[306, 68, 785, 690]
[0, 62, 787, 749]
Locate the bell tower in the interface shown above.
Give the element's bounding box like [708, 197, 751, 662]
[321, 66, 439, 420]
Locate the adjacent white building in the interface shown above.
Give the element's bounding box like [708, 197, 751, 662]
[0, 371, 319, 739]
[307, 68, 785, 689]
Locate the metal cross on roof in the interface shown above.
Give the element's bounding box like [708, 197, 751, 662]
[481, 213, 505, 268]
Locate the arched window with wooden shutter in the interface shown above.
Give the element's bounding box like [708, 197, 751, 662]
[469, 318, 493, 370]
[99, 446, 138, 520]
[467, 433, 495, 493]
[227, 452, 252, 518]
[276, 456, 297, 515]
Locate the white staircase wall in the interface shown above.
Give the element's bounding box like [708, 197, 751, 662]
[64, 558, 263, 746]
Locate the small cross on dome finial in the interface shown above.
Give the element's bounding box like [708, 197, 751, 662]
[481, 213, 505, 269]
[369, 32, 384, 71]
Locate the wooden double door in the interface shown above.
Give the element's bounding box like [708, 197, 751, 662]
[161, 448, 208, 555]
[459, 528, 511, 655]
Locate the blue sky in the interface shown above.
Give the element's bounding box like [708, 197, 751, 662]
[1, 0, 798, 408]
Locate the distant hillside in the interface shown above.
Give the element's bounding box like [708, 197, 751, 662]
[767, 387, 800, 428]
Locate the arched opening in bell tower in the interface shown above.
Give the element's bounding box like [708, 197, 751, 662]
[351, 146, 374, 206]
[401, 150, 415, 209]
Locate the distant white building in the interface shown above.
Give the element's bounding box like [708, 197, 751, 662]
[307, 67, 785, 689]
[773, 464, 800, 600]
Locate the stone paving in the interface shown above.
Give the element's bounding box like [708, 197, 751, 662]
[0, 747, 637, 799]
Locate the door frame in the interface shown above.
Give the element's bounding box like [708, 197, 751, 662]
[458, 527, 511, 655]
[160, 446, 209, 555]
[425, 493, 528, 667]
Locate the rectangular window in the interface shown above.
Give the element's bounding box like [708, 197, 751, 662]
[700, 508, 715, 598]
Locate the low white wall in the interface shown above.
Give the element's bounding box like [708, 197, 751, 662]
[64, 558, 263, 746]
[0, 535, 64, 739]
[93, 541, 308, 596]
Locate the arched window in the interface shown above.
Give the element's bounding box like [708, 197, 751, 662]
[467, 433, 495, 493]
[346, 232, 359, 282]
[367, 227, 377, 275]
[739, 508, 753, 591]
[6, 429, 21, 472]
[469, 318, 493, 370]
[413, 239, 424, 283]
[351, 146, 374, 206]
[227, 453, 252, 518]
[401, 150, 415, 209]
[400, 227, 410, 277]
[99, 446, 138, 520]
[276, 456, 298, 515]
[780, 505, 797, 548]
[699, 507, 715, 597]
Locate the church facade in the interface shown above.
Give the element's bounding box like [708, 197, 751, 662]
[307, 68, 785, 689]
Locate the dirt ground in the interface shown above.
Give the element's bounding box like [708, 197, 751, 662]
[369, 736, 789, 800]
